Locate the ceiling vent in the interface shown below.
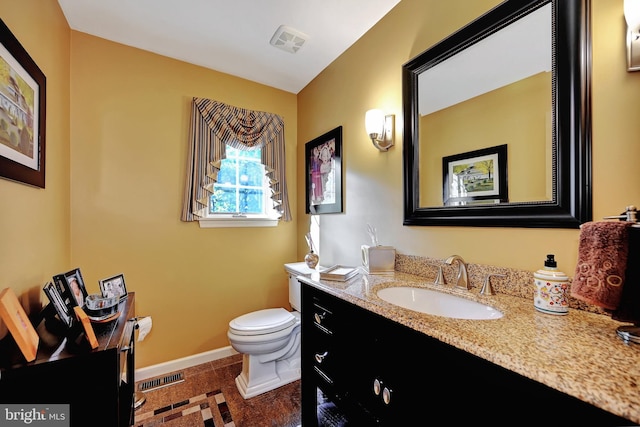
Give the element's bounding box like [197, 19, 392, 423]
[269, 25, 308, 53]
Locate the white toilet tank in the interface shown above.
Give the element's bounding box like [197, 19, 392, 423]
[284, 262, 316, 312]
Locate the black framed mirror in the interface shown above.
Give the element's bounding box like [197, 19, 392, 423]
[402, 0, 591, 228]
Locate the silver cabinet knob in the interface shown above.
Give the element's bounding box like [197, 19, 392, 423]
[373, 378, 382, 395]
[382, 387, 392, 405]
[314, 351, 328, 363]
[314, 312, 326, 324]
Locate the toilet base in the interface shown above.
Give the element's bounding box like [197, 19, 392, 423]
[235, 355, 301, 399]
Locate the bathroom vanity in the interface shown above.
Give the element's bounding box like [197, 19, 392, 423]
[300, 275, 639, 426]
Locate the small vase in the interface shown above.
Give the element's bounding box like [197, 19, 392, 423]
[305, 251, 319, 269]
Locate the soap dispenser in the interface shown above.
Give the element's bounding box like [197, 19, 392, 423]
[533, 254, 569, 315]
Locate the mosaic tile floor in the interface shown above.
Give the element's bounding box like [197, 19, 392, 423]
[132, 354, 301, 427]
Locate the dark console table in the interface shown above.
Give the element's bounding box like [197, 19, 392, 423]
[0, 293, 136, 427]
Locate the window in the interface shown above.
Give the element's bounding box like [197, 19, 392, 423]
[182, 99, 291, 223]
[199, 145, 279, 228]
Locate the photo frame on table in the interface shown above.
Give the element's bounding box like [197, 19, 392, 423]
[53, 268, 88, 309]
[0, 287, 39, 362]
[442, 144, 508, 206]
[0, 18, 47, 188]
[43, 281, 73, 328]
[305, 126, 343, 214]
[73, 306, 98, 349]
[99, 273, 128, 300]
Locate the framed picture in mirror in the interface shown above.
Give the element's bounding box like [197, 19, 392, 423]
[443, 144, 508, 206]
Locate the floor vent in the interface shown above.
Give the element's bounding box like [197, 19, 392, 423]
[139, 372, 185, 392]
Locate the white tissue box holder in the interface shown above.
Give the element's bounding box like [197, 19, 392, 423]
[361, 245, 396, 274]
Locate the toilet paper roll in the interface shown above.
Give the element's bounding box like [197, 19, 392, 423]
[137, 316, 152, 342]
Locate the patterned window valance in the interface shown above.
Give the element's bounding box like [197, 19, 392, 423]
[181, 98, 291, 222]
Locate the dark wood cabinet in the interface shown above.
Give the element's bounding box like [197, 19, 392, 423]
[0, 293, 136, 427]
[301, 283, 634, 426]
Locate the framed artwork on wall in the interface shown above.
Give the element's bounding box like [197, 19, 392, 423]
[305, 126, 343, 214]
[442, 144, 508, 206]
[0, 18, 46, 188]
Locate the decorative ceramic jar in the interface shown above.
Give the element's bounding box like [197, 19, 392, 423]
[533, 254, 569, 315]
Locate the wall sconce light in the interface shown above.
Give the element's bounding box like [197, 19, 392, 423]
[365, 109, 395, 151]
[625, 0, 640, 71]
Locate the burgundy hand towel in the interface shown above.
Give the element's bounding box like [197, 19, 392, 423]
[571, 221, 632, 310]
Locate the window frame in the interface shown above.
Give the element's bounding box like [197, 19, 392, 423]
[198, 146, 280, 228]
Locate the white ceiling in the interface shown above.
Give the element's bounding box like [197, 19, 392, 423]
[57, 0, 401, 94]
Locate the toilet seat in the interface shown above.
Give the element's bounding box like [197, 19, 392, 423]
[229, 308, 296, 336]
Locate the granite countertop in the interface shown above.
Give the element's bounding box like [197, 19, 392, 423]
[299, 269, 640, 424]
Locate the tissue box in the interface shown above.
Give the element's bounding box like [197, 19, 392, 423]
[361, 245, 396, 274]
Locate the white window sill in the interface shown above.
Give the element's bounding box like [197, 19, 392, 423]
[198, 216, 279, 228]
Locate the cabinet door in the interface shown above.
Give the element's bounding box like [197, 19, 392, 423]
[341, 302, 436, 425]
[0, 349, 120, 426]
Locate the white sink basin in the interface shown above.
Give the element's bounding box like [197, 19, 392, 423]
[376, 286, 503, 320]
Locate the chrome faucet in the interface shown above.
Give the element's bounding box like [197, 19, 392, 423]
[445, 255, 470, 290]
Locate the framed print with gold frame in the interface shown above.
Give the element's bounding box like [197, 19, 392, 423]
[0, 18, 46, 188]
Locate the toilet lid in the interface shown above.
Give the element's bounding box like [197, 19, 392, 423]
[229, 308, 296, 336]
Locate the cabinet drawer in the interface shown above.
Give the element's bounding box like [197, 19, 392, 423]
[307, 334, 340, 382]
[311, 300, 336, 335]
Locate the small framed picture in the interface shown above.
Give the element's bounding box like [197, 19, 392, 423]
[442, 144, 508, 206]
[73, 306, 98, 349]
[99, 273, 128, 300]
[53, 268, 88, 309]
[43, 281, 73, 328]
[0, 287, 39, 362]
[304, 126, 343, 214]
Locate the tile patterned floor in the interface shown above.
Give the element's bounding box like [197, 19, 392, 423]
[132, 354, 301, 427]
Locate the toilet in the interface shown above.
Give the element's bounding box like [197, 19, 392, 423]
[227, 262, 315, 399]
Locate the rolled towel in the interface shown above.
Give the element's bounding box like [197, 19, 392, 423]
[571, 221, 633, 310]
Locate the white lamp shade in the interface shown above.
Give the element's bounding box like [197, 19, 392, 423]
[365, 109, 385, 137]
[625, 0, 640, 32]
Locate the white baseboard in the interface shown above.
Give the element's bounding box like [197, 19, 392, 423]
[135, 346, 239, 381]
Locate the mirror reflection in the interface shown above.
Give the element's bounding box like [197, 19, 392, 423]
[419, 4, 552, 207]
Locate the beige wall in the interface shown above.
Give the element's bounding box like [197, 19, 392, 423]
[69, 34, 298, 367]
[2, 0, 640, 370]
[0, 0, 298, 368]
[0, 1, 70, 320]
[298, 0, 640, 275]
